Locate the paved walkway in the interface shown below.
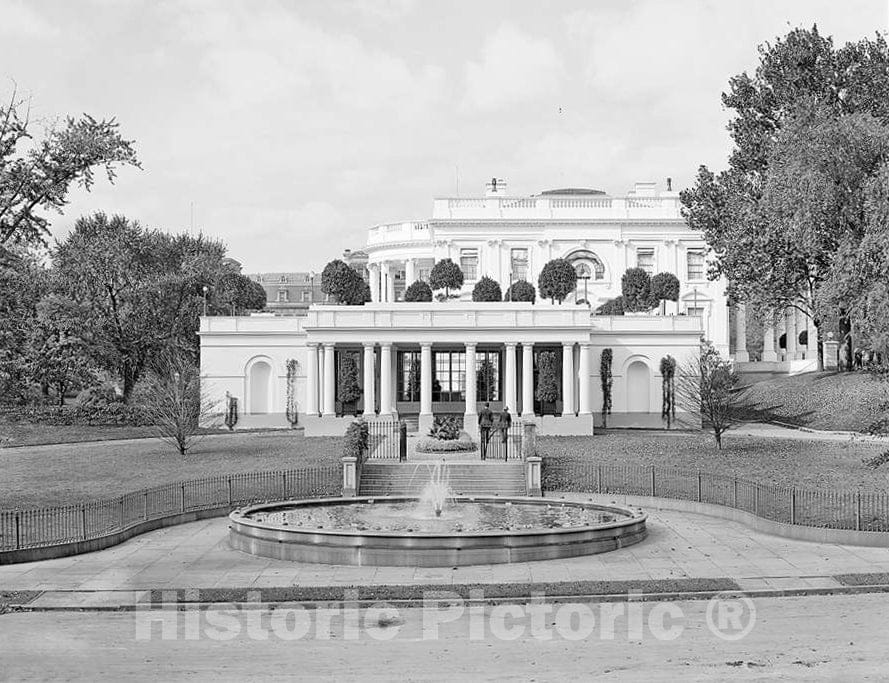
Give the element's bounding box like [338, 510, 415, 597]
[3, 497, 889, 605]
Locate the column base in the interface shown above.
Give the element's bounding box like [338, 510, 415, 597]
[762, 351, 778, 362]
[734, 351, 750, 362]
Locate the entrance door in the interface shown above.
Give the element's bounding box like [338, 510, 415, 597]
[249, 361, 271, 414]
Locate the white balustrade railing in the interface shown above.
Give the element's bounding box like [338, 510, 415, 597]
[430, 196, 683, 220]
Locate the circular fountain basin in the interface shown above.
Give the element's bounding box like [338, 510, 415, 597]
[228, 497, 647, 567]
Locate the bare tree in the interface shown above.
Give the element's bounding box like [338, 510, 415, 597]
[140, 356, 219, 455]
[674, 342, 749, 449]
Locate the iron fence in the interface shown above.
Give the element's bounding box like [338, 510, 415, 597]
[365, 419, 402, 459]
[481, 423, 523, 461]
[542, 461, 889, 532]
[0, 466, 340, 552]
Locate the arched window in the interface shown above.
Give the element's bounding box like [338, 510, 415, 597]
[565, 250, 606, 280]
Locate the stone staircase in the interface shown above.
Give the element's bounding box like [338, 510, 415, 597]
[359, 462, 527, 497]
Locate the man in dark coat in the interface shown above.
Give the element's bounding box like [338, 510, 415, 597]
[499, 406, 512, 460]
[478, 402, 494, 460]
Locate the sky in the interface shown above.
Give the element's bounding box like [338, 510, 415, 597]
[1, 0, 886, 272]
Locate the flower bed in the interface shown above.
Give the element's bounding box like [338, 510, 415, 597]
[415, 437, 477, 453]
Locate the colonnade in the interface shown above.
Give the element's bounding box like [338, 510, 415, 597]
[304, 340, 595, 419]
[732, 304, 818, 363]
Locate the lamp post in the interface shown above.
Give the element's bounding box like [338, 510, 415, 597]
[309, 271, 316, 303]
[202, 285, 208, 317]
[574, 264, 591, 307]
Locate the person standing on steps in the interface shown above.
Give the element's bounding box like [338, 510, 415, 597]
[499, 406, 512, 460]
[478, 402, 494, 460]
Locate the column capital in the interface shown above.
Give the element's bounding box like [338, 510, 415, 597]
[379, 341, 393, 348]
[562, 341, 575, 348]
[420, 342, 433, 349]
[362, 341, 376, 349]
[504, 341, 517, 348]
[578, 341, 591, 348]
[306, 341, 319, 348]
[323, 342, 335, 349]
[465, 341, 477, 349]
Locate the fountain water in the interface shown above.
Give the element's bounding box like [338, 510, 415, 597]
[417, 461, 452, 517]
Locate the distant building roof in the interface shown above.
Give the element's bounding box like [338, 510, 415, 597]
[538, 188, 607, 196]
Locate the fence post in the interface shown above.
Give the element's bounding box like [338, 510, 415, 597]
[754, 485, 760, 517]
[227, 476, 233, 506]
[733, 478, 738, 508]
[790, 488, 796, 525]
[15, 512, 20, 550]
[143, 491, 148, 521]
[118, 497, 124, 531]
[649, 466, 656, 497]
[597, 464, 602, 494]
[282, 471, 287, 499]
[856, 490, 862, 531]
[696, 472, 703, 503]
[80, 504, 87, 541]
[180, 483, 186, 513]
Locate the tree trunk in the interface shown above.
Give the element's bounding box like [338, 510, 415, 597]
[839, 312, 853, 372]
[814, 320, 824, 372]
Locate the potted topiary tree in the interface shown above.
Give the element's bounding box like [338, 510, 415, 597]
[535, 350, 560, 415]
[336, 352, 362, 416]
[471, 276, 502, 301]
[429, 258, 464, 299]
[321, 259, 369, 305]
[504, 279, 536, 302]
[621, 267, 653, 313]
[660, 354, 676, 428]
[285, 358, 299, 428]
[651, 272, 680, 315]
[600, 348, 613, 428]
[404, 280, 433, 302]
[537, 259, 577, 304]
[477, 358, 497, 401]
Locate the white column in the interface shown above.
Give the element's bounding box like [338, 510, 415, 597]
[522, 343, 534, 417]
[561, 343, 575, 416]
[385, 263, 395, 303]
[306, 342, 319, 416]
[578, 343, 592, 415]
[786, 308, 798, 360]
[379, 343, 393, 417]
[762, 317, 777, 361]
[504, 342, 517, 413]
[464, 343, 477, 418]
[405, 259, 415, 286]
[322, 343, 335, 416]
[734, 303, 749, 362]
[362, 343, 375, 416]
[369, 265, 380, 303]
[420, 343, 432, 417]
[806, 314, 818, 361]
[317, 345, 325, 410]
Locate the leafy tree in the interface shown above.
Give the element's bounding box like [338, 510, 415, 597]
[0, 89, 140, 247]
[600, 348, 613, 428]
[477, 359, 497, 401]
[651, 272, 680, 314]
[321, 259, 367, 305]
[53, 213, 230, 401]
[621, 268, 653, 312]
[535, 351, 560, 409]
[27, 294, 95, 405]
[681, 27, 889, 371]
[660, 355, 677, 428]
[537, 259, 577, 304]
[213, 272, 266, 315]
[337, 351, 361, 407]
[505, 279, 536, 302]
[140, 355, 219, 455]
[674, 342, 749, 449]
[595, 296, 625, 316]
[404, 279, 433, 302]
[0, 248, 46, 397]
[429, 258, 464, 298]
[471, 275, 502, 301]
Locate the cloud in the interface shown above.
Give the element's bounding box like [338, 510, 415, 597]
[462, 24, 563, 112]
[0, 0, 59, 38]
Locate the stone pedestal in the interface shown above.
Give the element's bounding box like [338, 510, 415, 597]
[525, 456, 542, 497]
[823, 340, 839, 371]
[342, 456, 358, 497]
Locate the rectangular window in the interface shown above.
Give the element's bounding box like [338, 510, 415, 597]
[686, 306, 704, 318]
[636, 248, 655, 274]
[475, 350, 501, 401]
[397, 351, 421, 402]
[687, 250, 705, 280]
[301, 290, 311, 302]
[433, 351, 465, 402]
[460, 249, 478, 281]
[276, 289, 289, 302]
[510, 248, 529, 282]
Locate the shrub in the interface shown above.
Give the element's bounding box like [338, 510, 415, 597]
[75, 384, 120, 408]
[404, 280, 433, 302]
[428, 415, 462, 440]
[660, 355, 677, 428]
[337, 352, 361, 404]
[504, 280, 536, 302]
[321, 259, 367, 305]
[600, 348, 613, 427]
[342, 418, 369, 459]
[471, 276, 502, 302]
[415, 436, 476, 453]
[2, 402, 153, 426]
[621, 267, 653, 312]
[596, 296, 625, 315]
[535, 351, 560, 404]
[538, 259, 577, 304]
[429, 259, 464, 297]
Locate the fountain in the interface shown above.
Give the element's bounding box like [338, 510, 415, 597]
[229, 463, 647, 567]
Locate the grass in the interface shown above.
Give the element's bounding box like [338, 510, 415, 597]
[0, 432, 342, 508]
[742, 371, 889, 433]
[540, 431, 889, 493]
[0, 422, 162, 448]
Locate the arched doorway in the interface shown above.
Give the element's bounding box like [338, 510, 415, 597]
[248, 361, 272, 414]
[626, 361, 650, 413]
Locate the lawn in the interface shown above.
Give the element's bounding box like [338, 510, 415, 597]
[0, 432, 342, 508]
[540, 430, 889, 493]
[2, 428, 888, 509]
[742, 370, 889, 433]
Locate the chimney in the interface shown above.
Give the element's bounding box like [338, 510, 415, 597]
[666, 177, 672, 192]
[485, 177, 507, 196]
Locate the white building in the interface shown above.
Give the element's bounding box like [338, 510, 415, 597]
[200, 179, 727, 435]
